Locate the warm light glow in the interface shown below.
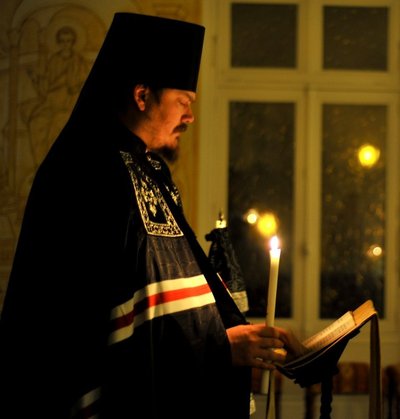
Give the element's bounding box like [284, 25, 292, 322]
[367, 244, 383, 258]
[358, 144, 380, 168]
[244, 209, 259, 225]
[256, 212, 278, 237]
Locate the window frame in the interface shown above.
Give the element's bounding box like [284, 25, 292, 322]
[198, 0, 400, 357]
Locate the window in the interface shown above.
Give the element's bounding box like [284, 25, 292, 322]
[228, 100, 295, 317]
[199, 0, 399, 351]
[321, 102, 386, 318]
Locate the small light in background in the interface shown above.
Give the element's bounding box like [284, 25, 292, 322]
[256, 212, 278, 238]
[358, 144, 380, 168]
[367, 244, 383, 258]
[244, 208, 259, 225]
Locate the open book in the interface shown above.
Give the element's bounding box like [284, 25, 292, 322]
[277, 299, 378, 387]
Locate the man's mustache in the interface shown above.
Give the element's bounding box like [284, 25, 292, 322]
[174, 124, 188, 133]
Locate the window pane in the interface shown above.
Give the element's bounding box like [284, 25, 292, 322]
[231, 3, 297, 68]
[323, 6, 388, 71]
[228, 101, 294, 317]
[321, 104, 386, 318]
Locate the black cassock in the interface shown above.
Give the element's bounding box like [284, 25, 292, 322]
[0, 123, 252, 419]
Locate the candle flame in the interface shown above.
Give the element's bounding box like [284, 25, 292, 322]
[270, 235, 280, 250]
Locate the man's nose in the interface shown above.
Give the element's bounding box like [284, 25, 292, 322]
[183, 109, 195, 124]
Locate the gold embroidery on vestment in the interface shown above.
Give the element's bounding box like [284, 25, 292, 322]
[120, 151, 183, 237]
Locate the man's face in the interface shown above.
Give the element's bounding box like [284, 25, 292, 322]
[145, 88, 196, 161]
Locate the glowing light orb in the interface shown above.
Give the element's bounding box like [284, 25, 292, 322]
[257, 212, 278, 237]
[358, 144, 380, 168]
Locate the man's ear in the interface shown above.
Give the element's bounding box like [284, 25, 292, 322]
[133, 85, 147, 110]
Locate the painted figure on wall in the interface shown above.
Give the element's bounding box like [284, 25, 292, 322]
[0, 6, 104, 308]
[21, 25, 89, 166]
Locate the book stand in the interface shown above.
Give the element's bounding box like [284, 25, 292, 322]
[277, 313, 381, 419]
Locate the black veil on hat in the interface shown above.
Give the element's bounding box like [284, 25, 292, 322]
[68, 12, 205, 125]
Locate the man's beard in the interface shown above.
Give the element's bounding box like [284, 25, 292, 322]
[156, 125, 186, 162]
[158, 145, 180, 163]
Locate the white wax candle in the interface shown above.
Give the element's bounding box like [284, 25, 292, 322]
[260, 235, 281, 395]
[266, 235, 281, 327]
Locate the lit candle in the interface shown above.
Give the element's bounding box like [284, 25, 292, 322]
[260, 235, 281, 395]
[266, 235, 281, 327]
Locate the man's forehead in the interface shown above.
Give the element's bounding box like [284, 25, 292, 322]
[164, 89, 196, 102]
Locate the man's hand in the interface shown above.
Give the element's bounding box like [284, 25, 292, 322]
[226, 324, 287, 369]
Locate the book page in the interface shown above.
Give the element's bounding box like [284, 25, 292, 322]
[353, 299, 376, 325]
[278, 300, 377, 375]
[301, 311, 355, 352]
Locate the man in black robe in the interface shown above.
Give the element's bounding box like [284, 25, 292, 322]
[0, 13, 296, 418]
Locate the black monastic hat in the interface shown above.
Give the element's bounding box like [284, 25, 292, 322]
[67, 13, 205, 125]
[104, 12, 205, 92]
